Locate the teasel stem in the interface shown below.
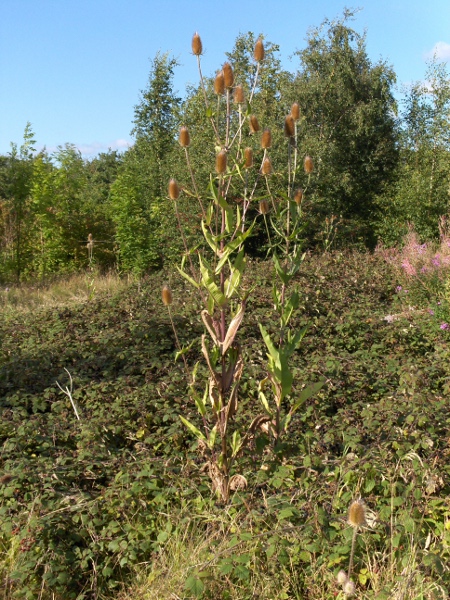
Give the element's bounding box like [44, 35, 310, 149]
[194, 55, 222, 147]
[348, 526, 358, 580]
[183, 146, 206, 221]
[249, 61, 261, 104]
[173, 195, 197, 282]
[163, 289, 189, 375]
[225, 88, 231, 148]
[263, 212, 272, 248]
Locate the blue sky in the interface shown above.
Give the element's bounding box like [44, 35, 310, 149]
[1, 0, 449, 158]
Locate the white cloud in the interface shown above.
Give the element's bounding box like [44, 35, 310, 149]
[76, 139, 132, 157]
[426, 41, 450, 62]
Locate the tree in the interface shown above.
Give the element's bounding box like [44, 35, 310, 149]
[0, 123, 36, 280]
[112, 53, 181, 273]
[377, 57, 450, 243]
[292, 10, 399, 247]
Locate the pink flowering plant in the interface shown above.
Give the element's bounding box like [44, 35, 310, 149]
[377, 219, 450, 331]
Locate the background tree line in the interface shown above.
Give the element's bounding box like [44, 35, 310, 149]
[0, 12, 449, 282]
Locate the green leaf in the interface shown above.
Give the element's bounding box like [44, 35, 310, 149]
[207, 425, 217, 450]
[179, 416, 206, 441]
[215, 226, 253, 275]
[273, 253, 291, 285]
[199, 255, 227, 308]
[185, 575, 204, 597]
[231, 430, 243, 457]
[176, 266, 199, 289]
[291, 380, 325, 414]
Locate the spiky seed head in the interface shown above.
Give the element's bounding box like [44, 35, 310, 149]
[294, 188, 303, 205]
[168, 178, 180, 200]
[222, 62, 234, 88]
[87, 233, 93, 242]
[343, 580, 355, 597]
[337, 570, 348, 586]
[261, 128, 272, 149]
[192, 32, 203, 56]
[244, 147, 253, 168]
[348, 499, 367, 528]
[215, 150, 227, 174]
[234, 84, 245, 104]
[304, 155, 314, 174]
[179, 126, 190, 148]
[254, 38, 265, 62]
[214, 70, 225, 95]
[261, 157, 272, 175]
[249, 114, 260, 134]
[259, 199, 269, 215]
[291, 102, 300, 121]
[284, 114, 295, 138]
[162, 285, 173, 306]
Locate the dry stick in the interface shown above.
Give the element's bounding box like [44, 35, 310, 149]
[56, 368, 81, 421]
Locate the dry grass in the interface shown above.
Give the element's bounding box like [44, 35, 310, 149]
[0, 271, 133, 316]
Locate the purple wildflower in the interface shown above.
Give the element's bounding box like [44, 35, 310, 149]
[440, 323, 449, 330]
[396, 285, 402, 292]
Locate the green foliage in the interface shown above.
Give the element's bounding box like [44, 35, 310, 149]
[376, 57, 450, 244]
[2, 252, 450, 597]
[292, 10, 399, 247]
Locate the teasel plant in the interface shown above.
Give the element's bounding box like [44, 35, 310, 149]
[168, 32, 322, 500]
[257, 106, 324, 445]
[165, 33, 277, 503]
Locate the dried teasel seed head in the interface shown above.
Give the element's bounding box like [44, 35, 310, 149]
[254, 38, 265, 62]
[348, 499, 367, 528]
[304, 155, 314, 174]
[214, 70, 225, 95]
[337, 570, 348, 586]
[284, 114, 295, 138]
[261, 157, 272, 175]
[192, 32, 203, 56]
[87, 233, 93, 242]
[179, 126, 190, 148]
[215, 150, 227, 174]
[343, 580, 355, 597]
[168, 178, 180, 200]
[244, 147, 253, 168]
[261, 128, 272, 149]
[249, 114, 260, 134]
[162, 285, 173, 306]
[294, 188, 303, 205]
[290, 102, 300, 121]
[234, 84, 245, 104]
[259, 199, 270, 215]
[222, 62, 234, 88]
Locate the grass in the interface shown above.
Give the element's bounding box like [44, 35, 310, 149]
[0, 270, 133, 317]
[1, 250, 450, 599]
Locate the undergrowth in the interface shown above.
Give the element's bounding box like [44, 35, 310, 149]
[1, 251, 450, 598]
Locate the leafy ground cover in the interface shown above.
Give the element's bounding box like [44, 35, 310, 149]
[1, 251, 450, 599]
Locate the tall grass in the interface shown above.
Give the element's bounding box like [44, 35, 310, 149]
[0, 271, 133, 316]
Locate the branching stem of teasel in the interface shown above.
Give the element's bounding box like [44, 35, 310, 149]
[348, 525, 358, 580]
[225, 89, 231, 148]
[174, 201, 197, 284]
[249, 62, 261, 104]
[165, 304, 189, 375]
[196, 54, 221, 146]
[263, 213, 272, 248]
[183, 147, 206, 221]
